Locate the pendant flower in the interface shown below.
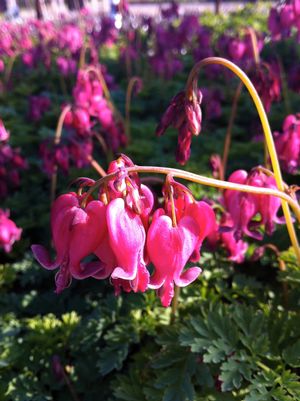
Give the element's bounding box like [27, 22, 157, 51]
[156, 89, 202, 165]
[31, 192, 107, 293]
[0, 209, 22, 253]
[224, 169, 284, 240]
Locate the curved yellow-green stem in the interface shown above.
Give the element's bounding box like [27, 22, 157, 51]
[186, 57, 300, 262]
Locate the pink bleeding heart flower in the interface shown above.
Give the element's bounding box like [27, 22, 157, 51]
[248, 63, 281, 113]
[280, 4, 295, 29]
[185, 201, 217, 262]
[0, 209, 22, 253]
[224, 170, 260, 239]
[31, 192, 107, 293]
[107, 198, 149, 293]
[147, 208, 202, 307]
[275, 114, 300, 174]
[246, 170, 284, 236]
[0, 120, 9, 142]
[210, 154, 223, 179]
[93, 227, 117, 281]
[72, 108, 91, 135]
[220, 214, 248, 263]
[224, 169, 284, 240]
[206, 214, 248, 264]
[228, 37, 246, 62]
[156, 89, 202, 165]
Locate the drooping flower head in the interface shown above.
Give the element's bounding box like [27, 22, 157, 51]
[156, 89, 202, 165]
[32, 192, 107, 293]
[224, 168, 284, 240]
[247, 62, 281, 113]
[0, 119, 9, 142]
[274, 114, 300, 174]
[207, 213, 248, 264]
[0, 209, 22, 253]
[32, 155, 217, 307]
[147, 177, 216, 306]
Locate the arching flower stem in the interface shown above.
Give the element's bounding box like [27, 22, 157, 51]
[80, 164, 300, 257]
[185, 57, 300, 263]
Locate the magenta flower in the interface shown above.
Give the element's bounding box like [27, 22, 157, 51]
[107, 198, 149, 293]
[57, 24, 83, 54]
[0, 210, 22, 253]
[220, 214, 248, 263]
[206, 214, 248, 264]
[0, 119, 9, 142]
[147, 208, 202, 307]
[280, 3, 295, 28]
[275, 114, 300, 174]
[72, 108, 92, 135]
[56, 57, 77, 77]
[228, 37, 246, 63]
[32, 193, 107, 293]
[248, 62, 281, 113]
[185, 201, 217, 262]
[146, 177, 215, 306]
[156, 89, 202, 164]
[224, 169, 284, 240]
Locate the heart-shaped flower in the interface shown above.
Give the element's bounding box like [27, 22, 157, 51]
[32, 192, 106, 293]
[147, 209, 201, 307]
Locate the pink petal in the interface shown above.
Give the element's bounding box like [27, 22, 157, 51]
[31, 244, 62, 270]
[130, 261, 149, 292]
[107, 198, 146, 282]
[69, 200, 106, 278]
[158, 279, 174, 307]
[174, 267, 202, 287]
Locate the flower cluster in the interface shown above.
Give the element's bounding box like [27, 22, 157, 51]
[0, 209, 22, 253]
[65, 68, 126, 151]
[0, 120, 27, 199]
[40, 67, 125, 177]
[224, 169, 284, 239]
[207, 213, 249, 264]
[40, 137, 93, 177]
[32, 155, 216, 307]
[217, 31, 263, 67]
[206, 167, 285, 264]
[156, 90, 202, 165]
[274, 114, 300, 174]
[268, 0, 300, 41]
[247, 62, 281, 113]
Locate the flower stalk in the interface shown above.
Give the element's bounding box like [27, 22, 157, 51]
[82, 164, 300, 227]
[185, 57, 300, 263]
